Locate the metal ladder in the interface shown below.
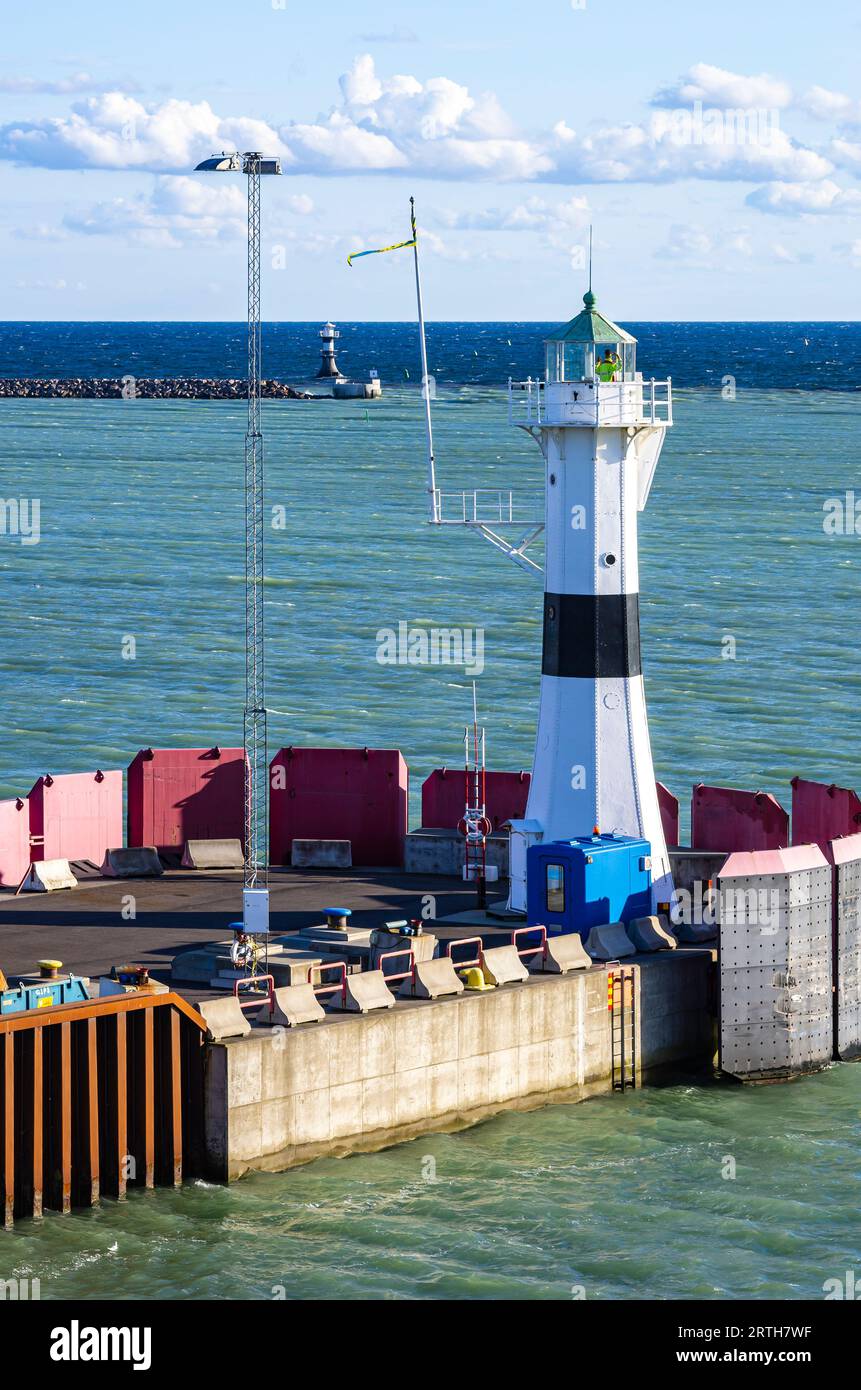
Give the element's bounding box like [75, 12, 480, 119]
[608, 964, 637, 1092]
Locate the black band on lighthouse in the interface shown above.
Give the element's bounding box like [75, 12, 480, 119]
[542, 592, 642, 679]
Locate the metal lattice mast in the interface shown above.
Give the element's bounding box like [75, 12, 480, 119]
[244, 154, 268, 893]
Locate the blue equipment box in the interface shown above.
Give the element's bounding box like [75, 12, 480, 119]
[0, 974, 90, 1015]
[527, 834, 652, 938]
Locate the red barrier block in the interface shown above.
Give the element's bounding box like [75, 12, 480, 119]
[791, 776, 861, 863]
[656, 781, 680, 848]
[28, 770, 123, 866]
[270, 748, 408, 867]
[0, 797, 30, 886]
[691, 783, 789, 854]
[127, 747, 244, 855]
[421, 768, 530, 833]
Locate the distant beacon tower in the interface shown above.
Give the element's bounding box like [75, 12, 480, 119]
[316, 321, 343, 379]
[510, 291, 674, 909]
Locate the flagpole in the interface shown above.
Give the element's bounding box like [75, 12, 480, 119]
[410, 196, 438, 524]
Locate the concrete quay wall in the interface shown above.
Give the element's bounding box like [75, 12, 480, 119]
[203, 952, 713, 1182]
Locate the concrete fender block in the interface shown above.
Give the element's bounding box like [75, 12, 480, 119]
[181, 837, 244, 870]
[200, 996, 252, 1040]
[268, 983, 326, 1026]
[673, 919, 718, 944]
[101, 846, 164, 878]
[585, 922, 636, 961]
[400, 956, 464, 1000]
[21, 859, 77, 892]
[482, 944, 529, 986]
[291, 839, 352, 869]
[341, 969, 396, 1013]
[627, 915, 678, 953]
[530, 932, 592, 974]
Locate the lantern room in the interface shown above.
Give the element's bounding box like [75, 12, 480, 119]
[544, 290, 637, 384]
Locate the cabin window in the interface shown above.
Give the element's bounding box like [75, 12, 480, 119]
[546, 863, 565, 913]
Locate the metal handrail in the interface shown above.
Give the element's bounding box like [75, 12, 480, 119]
[233, 974, 275, 1013]
[445, 937, 484, 971]
[511, 925, 547, 962]
[377, 948, 415, 990]
[309, 960, 347, 1004]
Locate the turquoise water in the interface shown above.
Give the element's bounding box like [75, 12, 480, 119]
[2, 1067, 859, 1300]
[1, 383, 860, 1298]
[2, 387, 860, 837]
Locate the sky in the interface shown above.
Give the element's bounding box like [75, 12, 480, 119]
[1, 0, 860, 320]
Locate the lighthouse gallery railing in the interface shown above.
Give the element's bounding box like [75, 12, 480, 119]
[508, 376, 672, 428]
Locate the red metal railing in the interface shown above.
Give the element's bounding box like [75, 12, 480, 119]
[377, 948, 415, 991]
[511, 925, 546, 964]
[309, 961, 347, 1005]
[446, 937, 484, 971]
[233, 974, 275, 1013]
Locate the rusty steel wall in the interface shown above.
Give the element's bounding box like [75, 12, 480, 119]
[127, 747, 244, 856]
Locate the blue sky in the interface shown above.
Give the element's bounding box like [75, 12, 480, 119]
[1, 0, 860, 320]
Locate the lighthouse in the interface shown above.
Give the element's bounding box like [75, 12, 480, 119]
[316, 321, 343, 379]
[508, 291, 674, 912]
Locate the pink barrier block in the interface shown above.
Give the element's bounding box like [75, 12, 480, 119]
[28, 770, 123, 866]
[791, 776, 861, 864]
[270, 748, 408, 867]
[691, 783, 789, 854]
[0, 797, 30, 887]
[656, 781, 680, 848]
[421, 768, 530, 832]
[127, 747, 244, 855]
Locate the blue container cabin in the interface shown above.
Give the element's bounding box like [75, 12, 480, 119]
[526, 834, 653, 938]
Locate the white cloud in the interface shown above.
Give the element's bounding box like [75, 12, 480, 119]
[654, 223, 714, 261]
[800, 85, 861, 124]
[437, 193, 589, 232]
[652, 63, 793, 111]
[746, 178, 861, 215]
[830, 138, 861, 172]
[62, 175, 248, 246]
[0, 54, 840, 198]
[0, 72, 138, 95]
[772, 242, 813, 264]
[287, 193, 314, 214]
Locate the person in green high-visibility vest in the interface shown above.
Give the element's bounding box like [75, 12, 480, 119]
[596, 348, 621, 382]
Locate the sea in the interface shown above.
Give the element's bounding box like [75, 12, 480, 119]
[0, 320, 859, 1300]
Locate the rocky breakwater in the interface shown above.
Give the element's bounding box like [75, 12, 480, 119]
[0, 377, 318, 400]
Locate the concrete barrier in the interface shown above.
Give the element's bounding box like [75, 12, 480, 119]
[127, 746, 244, 856]
[530, 933, 592, 974]
[481, 945, 529, 986]
[269, 984, 325, 1027]
[291, 839, 352, 869]
[340, 970, 396, 1014]
[401, 956, 464, 1000]
[200, 997, 252, 1040]
[101, 846, 164, 878]
[20, 859, 77, 892]
[627, 916, 678, 953]
[585, 923, 636, 961]
[269, 747, 408, 868]
[181, 838, 244, 870]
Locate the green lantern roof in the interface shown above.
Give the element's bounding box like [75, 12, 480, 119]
[545, 290, 637, 346]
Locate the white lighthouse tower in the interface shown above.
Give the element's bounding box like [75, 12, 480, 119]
[317, 321, 343, 379]
[507, 291, 674, 911]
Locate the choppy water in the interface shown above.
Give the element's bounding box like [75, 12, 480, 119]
[2, 1067, 859, 1301]
[0, 323, 860, 1299]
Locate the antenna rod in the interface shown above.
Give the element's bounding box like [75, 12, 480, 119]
[410, 197, 438, 524]
[588, 225, 593, 293]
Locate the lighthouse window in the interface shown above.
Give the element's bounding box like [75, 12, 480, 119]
[546, 863, 565, 913]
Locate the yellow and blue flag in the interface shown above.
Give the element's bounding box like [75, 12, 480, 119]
[347, 205, 418, 267]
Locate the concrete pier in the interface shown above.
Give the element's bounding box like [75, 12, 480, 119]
[203, 951, 714, 1181]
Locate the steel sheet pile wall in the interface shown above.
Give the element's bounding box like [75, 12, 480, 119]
[830, 832, 861, 1060]
[421, 768, 530, 832]
[718, 846, 833, 1080]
